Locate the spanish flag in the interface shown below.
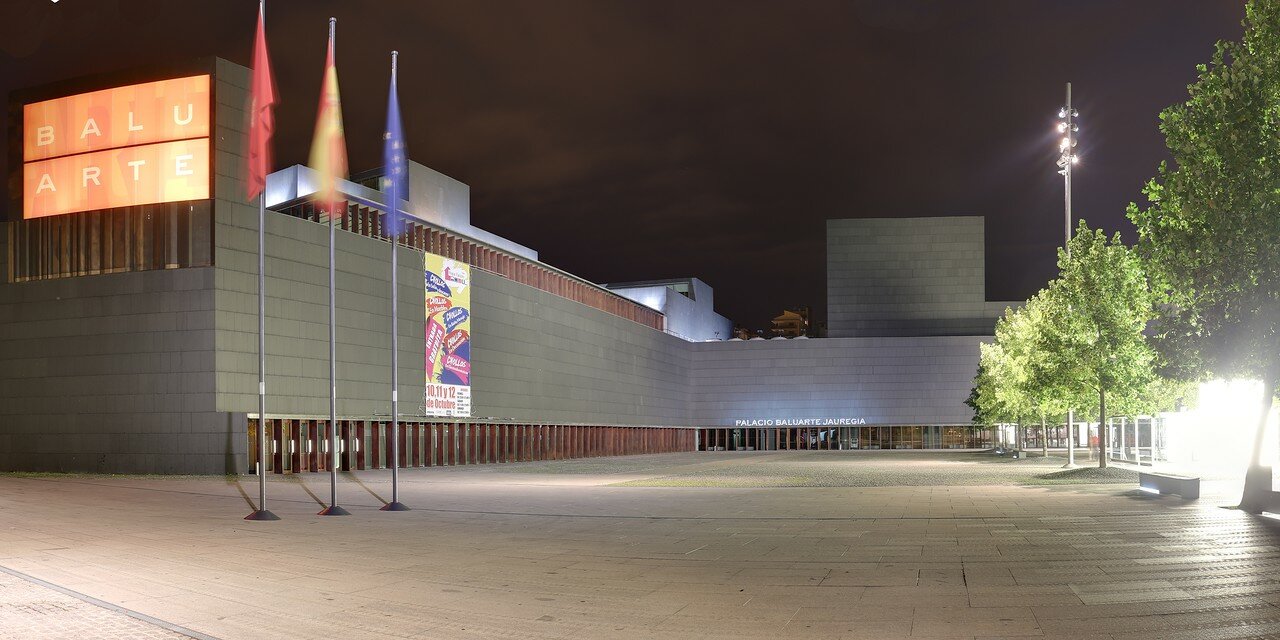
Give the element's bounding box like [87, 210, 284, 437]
[309, 19, 347, 219]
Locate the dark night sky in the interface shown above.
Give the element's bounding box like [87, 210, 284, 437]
[0, 1, 1246, 329]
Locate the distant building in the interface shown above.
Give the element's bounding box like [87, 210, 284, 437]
[826, 217, 1018, 337]
[771, 307, 811, 338]
[604, 277, 733, 342]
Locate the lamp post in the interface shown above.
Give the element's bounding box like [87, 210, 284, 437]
[1056, 82, 1079, 468]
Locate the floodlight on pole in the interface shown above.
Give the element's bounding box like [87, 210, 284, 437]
[1058, 82, 1079, 468]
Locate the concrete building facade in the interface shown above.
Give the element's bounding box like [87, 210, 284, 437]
[827, 217, 1016, 337]
[1, 59, 999, 474]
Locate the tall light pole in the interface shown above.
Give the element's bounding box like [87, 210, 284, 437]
[1056, 82, 1079, 468]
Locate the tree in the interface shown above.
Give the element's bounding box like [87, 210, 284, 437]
[971, 291, 1075, 454]
[970, 341, 1018, 445]
[1039, 221, 1156, 468]
[1003, 292, 1074, 459]
[1126, 0, 1280, 508]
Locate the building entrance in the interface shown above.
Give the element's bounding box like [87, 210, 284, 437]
[696, 426, 993, 451]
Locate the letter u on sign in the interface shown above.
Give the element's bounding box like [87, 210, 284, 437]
[22, 75, 211, 162]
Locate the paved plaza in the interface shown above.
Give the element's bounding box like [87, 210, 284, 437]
[1, 451, 1278, 639]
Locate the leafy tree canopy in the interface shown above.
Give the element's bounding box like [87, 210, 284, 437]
[1127, 0, 1280, 385]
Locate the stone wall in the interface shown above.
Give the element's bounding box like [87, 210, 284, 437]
[689, 336, 984, 427]
[827, 216, 1000, 337]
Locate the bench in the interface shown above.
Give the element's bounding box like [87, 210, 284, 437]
[1139, 471, 1200, 499]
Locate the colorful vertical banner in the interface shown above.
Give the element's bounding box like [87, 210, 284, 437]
[424, 252, 471, 416]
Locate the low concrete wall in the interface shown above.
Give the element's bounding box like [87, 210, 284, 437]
[0, 267, 234, 473]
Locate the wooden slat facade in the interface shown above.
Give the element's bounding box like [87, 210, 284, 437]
[247, 418, 695, 473]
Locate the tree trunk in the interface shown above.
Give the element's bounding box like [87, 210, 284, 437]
[1098, 388, 1108, 469]
[1041, 414, 1048, 458]
[1240, 372, 1277, 511]
[1065, 409, 1075, 467]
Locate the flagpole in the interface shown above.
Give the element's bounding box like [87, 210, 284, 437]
[319, 16, 349, 516]
[382, 50, 409, 512]
[245, 0, 278, 522]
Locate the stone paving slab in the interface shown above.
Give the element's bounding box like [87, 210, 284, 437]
[0, 452, 1276, 639]
[0, 567, 196, 640]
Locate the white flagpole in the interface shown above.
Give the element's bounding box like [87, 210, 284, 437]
[382, 50, 408, 512]
[319, 16, 349, 516]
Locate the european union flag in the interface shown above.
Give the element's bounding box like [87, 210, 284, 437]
[383, 52, 407, 235]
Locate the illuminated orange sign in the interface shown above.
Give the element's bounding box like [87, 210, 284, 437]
[23, 75, 210, 161]
[22, 75, 211, 219]
[23, 139, 210, 219]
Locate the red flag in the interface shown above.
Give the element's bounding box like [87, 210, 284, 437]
[246, 2, 276, 200]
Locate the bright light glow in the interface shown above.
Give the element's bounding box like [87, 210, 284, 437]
[1163, 379, 1280, 472]
[1058, 108, 1066, 118]
[1262, 512, 1280, 521]
[1060, 138, 1070, 149]
[1072, 155, 1080, 164]
[1058, 123, 1066, 132]
[1139, 486, 1161, 495]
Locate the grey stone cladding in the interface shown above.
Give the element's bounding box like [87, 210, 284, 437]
[689, 336, 986, 426]
[470, 271, 693, 425]
[0, 268, 227, 473]
[827, 216, 1006, 337]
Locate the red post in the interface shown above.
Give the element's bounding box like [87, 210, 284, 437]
[437, 423, 445, 466]
[412, 423, 421, 468]
[308, 420, 319, 471]
[498, 425, 507, 463]
[355, 421, 365, 471]
[289, 419, 301, 472]
[445, 424, 454, 466]
[272, 419, 283, 474]
[488, 424, 496, 463]
[398, 422, 408, 468]
[463, 423, 472, 465]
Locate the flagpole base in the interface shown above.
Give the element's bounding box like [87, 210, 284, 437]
[317, 505, 351, 516]
[244, 509, 280, 521]
[380, 501, 410, 512]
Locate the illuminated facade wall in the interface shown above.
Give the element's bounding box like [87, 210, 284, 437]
[0, 58, 992, 474]
[0, 59, 232, 474]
